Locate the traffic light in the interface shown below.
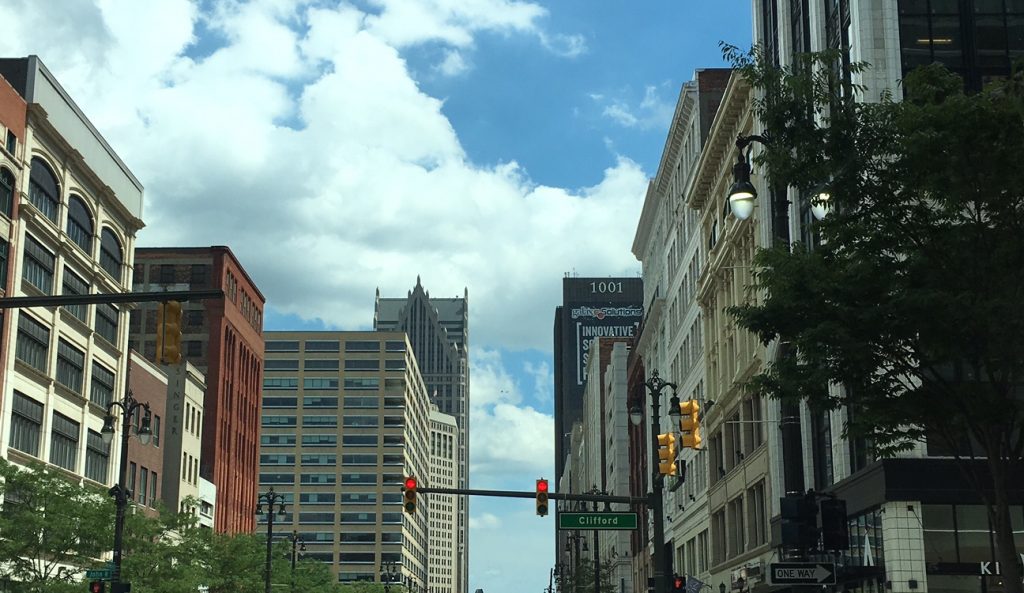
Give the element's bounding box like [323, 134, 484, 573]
[820, 497, 850, 550]
[780, 492, 819, 550]
[672, 575, 685, 591]
[403, 476, 418, 513]
[156, 301, 182, 364]
[657, 433, 677, 475]
[536, 478, 549, 516]
[89, 582, 105, 593]
[679, 399, 702, 449]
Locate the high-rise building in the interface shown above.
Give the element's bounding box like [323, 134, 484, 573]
[374, 277, 469, 593]
[0, 56, 144, 493]
[129, 246, 265, 533]
[428, 404, 459, 593]
[258, 331, 430, 586]
[552, 277, 643, 487]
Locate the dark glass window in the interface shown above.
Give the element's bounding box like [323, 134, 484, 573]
[260, 454, 296, 465]
[344, 378, 379, 390]
[9, 392, 43, 456]
[66, 196, 93, 254]
[4, 131, 14, 155]
[259, 473, 295, 484]
[305, 378, 339, 389]
[90, 363, 115, 408]
[299, 512, 334, 524]
[300, 473, 336, 484]
[345, 341, 380, 352]
[305, 340, 340, 352]
[99, 228, 123, 280]
[266, 341, 300, 352]
[49, 412, 79, 471]
[261, 434, 297, 446]
[55, 339, 85, 393]
[384, 341, 406, 352]
[85, 430, 110, 483]
[190, 264, 208, 286]
[384, 359, 405, 371]
[265, 359, 299, 371]
[159, 264, 175, 284]
[340, 533, 376, 543]
[343, 435, 378, 447]
[0, 238, 8, 289]
[61, 267, 89, 322]
[305, 359, 339, 371]
[95, 304, 118, 343]
[302, 396, 338, 408]
[28, 158, 58, 222]
[262, 396, 297, 408]
[345, 359, 379, 371]
[301, 454, 336, 465]
[303, 415, 338, 427]
[262, 415, 296, 427]
[343, 416, 378, 428]
[16, 314, 49, 372]
[263, 377, 299, 390]
[344, 396, 378, 409]
[302, 434, 337, 447]
[22, 235, 54, 294]
[0, 168, 14, 218]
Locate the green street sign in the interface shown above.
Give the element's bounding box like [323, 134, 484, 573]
[558, 512, 638, 530]
[86, 569, 113, 580]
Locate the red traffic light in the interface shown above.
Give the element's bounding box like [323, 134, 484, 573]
[536, 479, 549, 493]
[90, 582, 104, 593]
[673, 576, 685, 590]
[404, 476, 417, 490]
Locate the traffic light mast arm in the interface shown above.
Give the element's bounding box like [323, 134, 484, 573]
[0, 289, 224, 309]
[412, 485, 647, 505]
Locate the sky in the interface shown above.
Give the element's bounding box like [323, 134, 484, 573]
[0, 1, 750, 592]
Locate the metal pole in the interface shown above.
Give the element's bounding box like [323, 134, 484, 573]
[650, 380, 668, 593]
[290, 532, 297, 593]
[264, 503, 275, 593]
[593, 497, 600, 593]
[111, 399, 132, 586]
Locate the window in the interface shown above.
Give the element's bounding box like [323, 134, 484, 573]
[66, 196, 94, 254]
[343, 435, 378, 446]
[0, 239, 8, 289]
[339, 552, 376, 563]
[28, 158, 59, 222]
[153, 415, 161, 447]
[90, 363, 115, 408]
[301, 493, 336, 505]
[185, 340, 203, 357]
[261, 434, 297, 446]
[190, 264, 208, 286]
[302, 434, 337, 447]
[9, 392, 43, 456]
[341, 474, 377, 485]
[299, 512, 335, 524]
[345, 341, 380, 352]
[385, 359, 405, 371]
[16, 314, 49, 372]
[263, 377, 298, 390]
[345, 359, 379, 371]
[62, 267, 89, 322]
[304, 378, 338, 389]
[343, 416, 378, 428]
[343, 397, 378, 409]
[339, 513, 376, 524]
[95, 304, 119, 344]
[266, 341, 299, 352]
[150, 471, 158, 505]
[129, 462, 137, 494]
[303, 415, 338, 427]
[305, 359, 339, 371]
[340, 533, 376, 543]
[22, 235, 55, 294]
[344, 378, 379, 390]
[301, 473, 336, 484]
[260, 473, 295, 485]
[0, 168, 14, 218]
[139, 467, 149, 505]
[186, 310, 203, 329]
[85, 430, 110, 483]
[99, 229, 123, 280]
[343, 454, 376, 465]
[341, 493, 377, 504]
[748, 481, 767, 547]
[384, 341, 406, 352]
[3, 131, 13, 156]
[49, 412, 79, 471]
[56, 339, 85, 393]
[262, 415, 297, 427]
[262, 396, 297, 408]
[261, 454, 296, 465]
[265, 359, 299, 371]
[301, 454, 336, 465]
[303, 396, 338, 408]
[305, 340, 340, 352]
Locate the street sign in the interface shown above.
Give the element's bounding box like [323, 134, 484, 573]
[558, 512, 638, 530]
[86, 569, 113, 580]
[768, 563, 836, 585]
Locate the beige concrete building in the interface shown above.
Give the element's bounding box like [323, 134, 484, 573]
[428, 404, 459, 593]
[161, 361, 206, 515]
[259, 331, 430, 586]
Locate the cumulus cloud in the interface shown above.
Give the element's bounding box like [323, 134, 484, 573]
[0, 0, 644, 352]
[596, 82, 676, 131]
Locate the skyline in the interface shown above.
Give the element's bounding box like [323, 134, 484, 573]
[0, 1, 752, 592]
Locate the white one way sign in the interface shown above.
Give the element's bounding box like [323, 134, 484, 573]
[769, 563, 837, 585]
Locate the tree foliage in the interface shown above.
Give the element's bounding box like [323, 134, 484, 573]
[722, 44, 1024, 593]
[557, 555, 616, 593]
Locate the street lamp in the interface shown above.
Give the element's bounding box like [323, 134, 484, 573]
[286, 530, 306, 592]
[629, 369, 678, 593]
[726, 134, 769, 220]
[256, 488, 287, 593]
[380, 560, 401, 593]
[100, 387, 152, 590]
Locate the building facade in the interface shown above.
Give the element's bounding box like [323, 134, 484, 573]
[129, 246, 265, 533]
[428, 404, 459, 593]
[0, 56, 144, 496]
[374, 277, 469, 593]
[161, 361, 206, 516]
[259, 331, 430, 586]
[127, 353, 168, 516]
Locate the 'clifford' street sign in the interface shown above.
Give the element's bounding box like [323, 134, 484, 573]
[768, 563, 836, 585]
[558, 512, 638, 530]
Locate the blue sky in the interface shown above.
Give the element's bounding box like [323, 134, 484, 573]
[0, 1, 750, 592]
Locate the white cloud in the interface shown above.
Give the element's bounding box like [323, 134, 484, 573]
[523, 360, 552, 404]
[437, 49, 470, 76]
[469, 512, 503, 529]
[595, 82, 676, 131]
[539, 31, 587, 58]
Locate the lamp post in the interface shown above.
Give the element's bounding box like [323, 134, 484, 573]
[380, 560, 400, 593]
[629, 369, 680, 593]
[256, 488, 287, 593]
[100, 386, 152, 590]
[286, 530, 305, 592]
[727, 134, 830, 222]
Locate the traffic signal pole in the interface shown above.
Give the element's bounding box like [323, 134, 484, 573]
[0, 288, 224, 309]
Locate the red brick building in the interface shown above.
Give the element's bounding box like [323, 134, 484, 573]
[0, 72, 26, 427]
[129, 246, 264, 533]
[127, 352, 167, 516]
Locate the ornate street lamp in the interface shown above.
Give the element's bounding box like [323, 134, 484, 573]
[100, 388, 152, 590]
[256, 488, 287, 593]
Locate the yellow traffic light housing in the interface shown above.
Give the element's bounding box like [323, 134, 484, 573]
[679, 399, 702, 449]
[403, 476, 418, 513]
[657, 433, 677, 475]
[156, 301, 183, 364]
[536, 478, 549, 516]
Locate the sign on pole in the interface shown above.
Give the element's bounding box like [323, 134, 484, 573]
[768, 563, 836, 585]
[558, 512, 638, 530]
[86, 569, 114, 580]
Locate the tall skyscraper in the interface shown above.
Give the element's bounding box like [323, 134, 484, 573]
[129, 246, 265, 533]
[429, 404, 460, 593]
[552, 277, 643, 487]
[258, 331, 431, 586]
[374, 277, 469, 593]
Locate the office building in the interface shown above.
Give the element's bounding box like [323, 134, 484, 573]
[0, 56, 144, 494]
[428, 404, 459, 593]
[259, 331, 430, 586]
[160, 361, 206, 516]
[374, 277, 469, 593]
[129, 246, 265, 533]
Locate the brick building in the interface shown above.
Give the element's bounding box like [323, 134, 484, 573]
[129, 246, 264, 533]
[127, 352, 167, 516]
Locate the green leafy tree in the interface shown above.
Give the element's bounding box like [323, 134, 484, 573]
[557, 556, 615, 593]
[120, 501, 212, 593]
[0, 459, 114, 591]
[337, 582, 405, 593]
[723, 45, 1024, 593]
[204, 532, 266, 593]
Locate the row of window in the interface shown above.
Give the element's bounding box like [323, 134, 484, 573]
[261, 434, 404, 447]
[257, 512, 405, 524]
[26, 158, 124, 279]
[261, 415, 405, 428]
[128, 461, 159, 507]
[259, 473, 407, 486]
[264, 377, 398, 390]
[262, 396, 405, 409]
[268, 531, 403, 545]
[9, 392, 110, 480]
[260, 454, 404, 465]
[265, 359, 406, 372]
[16, 314, 118, 401]
[266, 340, 407, 353]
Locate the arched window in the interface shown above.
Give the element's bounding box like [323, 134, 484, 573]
[66, 196, 93, 254]
[0, 168, 14, 217]
[28, 158, 59, 222]
[99, 228, 122, 280]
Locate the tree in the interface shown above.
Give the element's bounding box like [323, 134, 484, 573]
[557, 555, 615, 593]
[120, 500, 211, 593]
[0, 459, 114, 591]
[723, 45, 1024, 593]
